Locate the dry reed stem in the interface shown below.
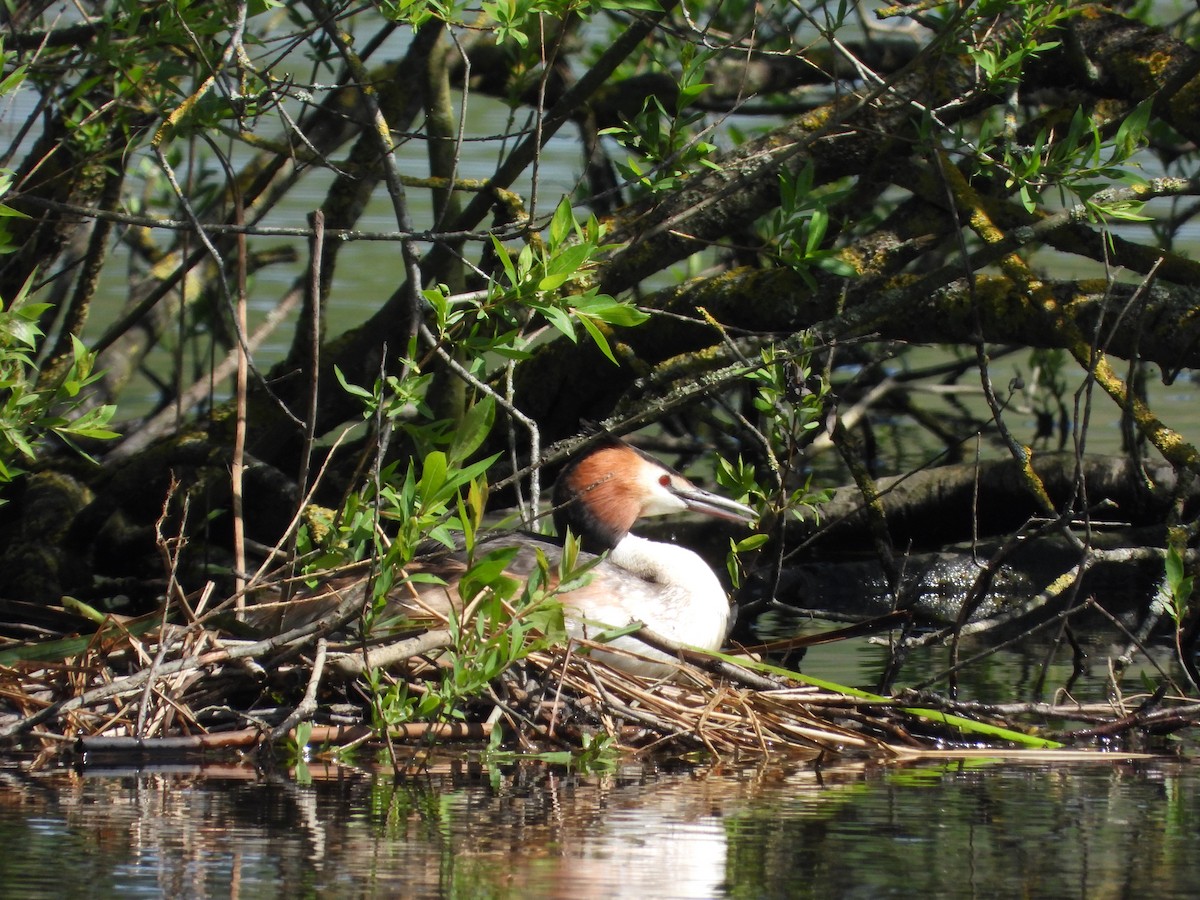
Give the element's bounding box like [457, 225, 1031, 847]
[520, 648, 884, 755]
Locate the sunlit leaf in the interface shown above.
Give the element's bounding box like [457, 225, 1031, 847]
[449, 397, 495, 464]
[577, 314, 617, 365]
[549, 197, 575, 248]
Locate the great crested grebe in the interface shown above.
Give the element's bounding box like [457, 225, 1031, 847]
[541, 435, 756, 673]
[255, 436, 756, 675]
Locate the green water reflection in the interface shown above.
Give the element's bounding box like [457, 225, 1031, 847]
[0, 757, 1196, 899]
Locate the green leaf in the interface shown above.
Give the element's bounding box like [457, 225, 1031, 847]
[449, 395, 495, 464]
[1179, 576, 1194, 607]
[491, 234, 518, 287]
[543, 243, 593, 279]
[817, 255, 857, 277]
[458, 546, 521, 605]
[583, 620, 645, 644]
[576, 314, 617, 365]
[334, 366, 375, 402]
[734, 533, 770, 552]
[1166, 545, 1185, 589]
[1111, 98, 1153, 163]
[805, 208, 829, 255]
[549, 197, 575, 248]
[0, 615, 159, 666]
[573, 294, 649, 327]
[537, 272, 571, 292]
[418, 451, 448, 505]
[448, 454, 502, 494]
[0, 64, 26, 97]
[516, 243, 534, 280]
[677, 82, 710, 105]
[598, 304, 649, 327]
[1094, 200, 1152, 222]
[540, 304, 576, 339]
[61, 405, 120, 441]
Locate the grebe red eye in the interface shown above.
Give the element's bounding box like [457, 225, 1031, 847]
[658, 474, 671, 487]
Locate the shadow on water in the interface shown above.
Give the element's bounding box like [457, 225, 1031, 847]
[1, 756, 1199, 899]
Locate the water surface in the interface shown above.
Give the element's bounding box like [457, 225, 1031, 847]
[1, 756, 1196, 899]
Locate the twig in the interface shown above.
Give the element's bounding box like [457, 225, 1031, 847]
[903, 600, 1099, 693]
[287, 208, 325, 587]
[12, 194, 493, 242]
[324, 629, 453, 678]
[270, 638, 327, 742]
[0, 591, 369, 739]
[135, 624, 175, 739]
[75, 729, 262, 756]
[232, 177, 250, 617]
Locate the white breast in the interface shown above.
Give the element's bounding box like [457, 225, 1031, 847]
[565, 535, 731, 676]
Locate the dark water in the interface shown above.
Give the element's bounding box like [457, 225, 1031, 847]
[1, 756, 1197, 899]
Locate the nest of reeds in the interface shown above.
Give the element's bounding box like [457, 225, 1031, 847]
[1, 588, 1197, 767]
[512, 647, 894, 757]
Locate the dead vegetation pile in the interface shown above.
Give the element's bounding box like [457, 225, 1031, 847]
[1, 590, 1197, 768]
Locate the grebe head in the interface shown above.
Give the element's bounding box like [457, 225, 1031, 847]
[552, 436, 756, 552]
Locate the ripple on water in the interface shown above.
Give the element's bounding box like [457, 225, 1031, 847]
[1, 757, 1198, 899]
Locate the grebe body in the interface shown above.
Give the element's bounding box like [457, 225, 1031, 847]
[540, 437, 755, 672]
[258, 436, 755, 676]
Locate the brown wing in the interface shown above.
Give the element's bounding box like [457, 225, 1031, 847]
[242, 534, 594, 636]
